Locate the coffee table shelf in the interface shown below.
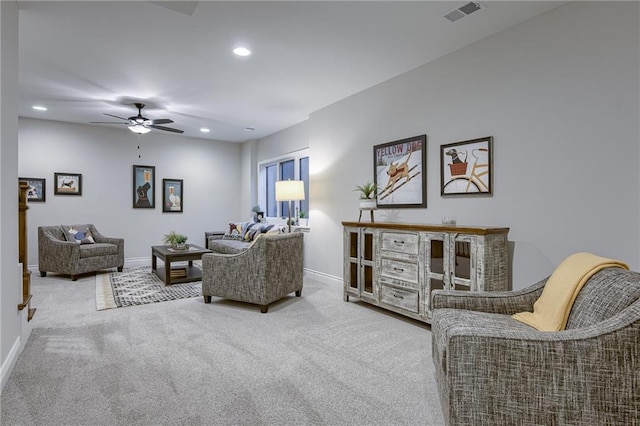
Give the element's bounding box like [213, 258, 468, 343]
[151, 244, 212, 285]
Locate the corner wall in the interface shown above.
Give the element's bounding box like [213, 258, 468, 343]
[261, 2, 640, 288]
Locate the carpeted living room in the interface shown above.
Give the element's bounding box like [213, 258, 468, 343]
[2, 2, 639, 425]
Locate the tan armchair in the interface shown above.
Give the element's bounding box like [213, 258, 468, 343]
[202, 232, 303, 313]
[38, 224, 124, 281]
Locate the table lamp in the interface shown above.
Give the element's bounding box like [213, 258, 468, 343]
[275, 180, 305, 233]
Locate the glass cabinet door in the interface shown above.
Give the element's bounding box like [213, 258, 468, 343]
[361, 230, 375, 297]
[348, 231, 359, 291]
[424, 233, 448, 315]
[450, 235, 475, 291]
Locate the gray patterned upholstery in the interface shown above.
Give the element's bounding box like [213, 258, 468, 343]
[202, 232, 303, 313]
[38, 225, 124, 281]
[431, 267, 640, 425]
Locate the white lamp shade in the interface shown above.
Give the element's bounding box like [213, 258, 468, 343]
[275, 180, 305, 201]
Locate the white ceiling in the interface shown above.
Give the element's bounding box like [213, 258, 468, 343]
[17, 1, 565, 142]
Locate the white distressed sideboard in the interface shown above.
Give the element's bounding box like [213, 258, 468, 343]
[342, 222, 510, 323]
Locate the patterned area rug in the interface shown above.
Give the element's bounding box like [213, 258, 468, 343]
[95, 266, 201, 310]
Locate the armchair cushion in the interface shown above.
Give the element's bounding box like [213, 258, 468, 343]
[62, 224, 96, 244]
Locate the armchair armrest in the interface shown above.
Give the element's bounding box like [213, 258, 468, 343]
[432, 277, 548, 315]
[38, 228, 81, 272]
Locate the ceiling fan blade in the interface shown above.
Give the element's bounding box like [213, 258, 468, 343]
[104, 113, 129, 120]
[90, 121, 127, 124]
[148, 124, 184, 134]
[149, 118, 173, 125]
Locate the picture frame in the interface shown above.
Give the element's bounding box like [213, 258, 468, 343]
[133, 165, 155, 208]
[19, 177, 46, 202]
[441, 136, 493, 196]
[54, 173, 82, 196]
[374, 134, 427, 209]
[162, 178, 183, 213]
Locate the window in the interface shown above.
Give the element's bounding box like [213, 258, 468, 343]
[259, 149, 309, 220]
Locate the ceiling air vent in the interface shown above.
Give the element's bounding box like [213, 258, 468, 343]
[442, 2, 485, 23]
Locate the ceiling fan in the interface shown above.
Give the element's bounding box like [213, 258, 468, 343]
[91, 103, 184, 134]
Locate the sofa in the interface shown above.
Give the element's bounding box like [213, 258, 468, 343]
[202, 228, 303, 313]
[431, 266, 640, 425]
[38, 224, 124, 281]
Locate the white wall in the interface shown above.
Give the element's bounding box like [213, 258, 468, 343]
[19, 118, 242, 265]
[259, 1, 640, 289]
[1, 0, 25, 392]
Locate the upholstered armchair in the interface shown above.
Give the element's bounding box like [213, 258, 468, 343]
[431, 267, 640, 425]
[202, 232, 303, 313]
[38, 224, 124, 281]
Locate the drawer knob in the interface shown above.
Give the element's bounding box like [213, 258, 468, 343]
[393, 293, 404, 299]
[394, 240, 405, 244]
[393, 267, 404, 272]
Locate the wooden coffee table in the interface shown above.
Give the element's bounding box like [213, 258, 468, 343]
[151, 244, 212, 285]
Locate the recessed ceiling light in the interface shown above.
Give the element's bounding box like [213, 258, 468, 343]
[200, 128, 210, 133]
[243, 127, 255, 131]
[32, 105, 47, 111]
[233, 47, 251, 57]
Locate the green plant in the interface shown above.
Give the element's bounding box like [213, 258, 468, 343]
[163, 230, 188, 245]
[354, 181, 378, 199]
[251, 205, 262, 213]
[299, 211, 306, 219]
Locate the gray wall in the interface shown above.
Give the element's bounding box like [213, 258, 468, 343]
[256, 1, 640, 288]
[1, 0, 24, 391]
[19, 118, 243, 265]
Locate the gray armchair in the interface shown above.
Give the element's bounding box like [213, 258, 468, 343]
[38, 224, 124, 281]
[431, 267, 640, 425]
[202, 232, 303, 313]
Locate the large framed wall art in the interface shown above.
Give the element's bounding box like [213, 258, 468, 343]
[133, 165, 155, 208]
[373, 134, 427, 209]
[440, 136, 493, 196]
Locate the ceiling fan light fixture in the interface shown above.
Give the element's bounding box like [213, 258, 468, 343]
[128, 124, 151, 134]
[233, 46, 251, 57]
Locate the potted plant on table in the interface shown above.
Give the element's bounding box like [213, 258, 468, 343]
[163, 230, 189, 250]
[298, 211, 308, 227]
[251, 205, 264, 223]
[354, 181, 378, 209]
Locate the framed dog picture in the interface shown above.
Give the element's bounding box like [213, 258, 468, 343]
[19, 177, 46, 202]
[441, 136, 493, 196]
[133, 165, 155, 208]
[54, 173, 82, 196]
[162, 178, 183, 213]
[373, 135, 427, 209]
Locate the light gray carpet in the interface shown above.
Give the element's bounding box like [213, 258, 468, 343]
[1, 268, 444, 425]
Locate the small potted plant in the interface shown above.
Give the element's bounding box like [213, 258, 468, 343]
[354, 181, 378, 209]
[299, 211, 308, 227]
[163, 230, 189, 250]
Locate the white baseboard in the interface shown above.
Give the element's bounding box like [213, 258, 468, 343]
[0, 337, 21, 393]
[304, 268, 342, 286]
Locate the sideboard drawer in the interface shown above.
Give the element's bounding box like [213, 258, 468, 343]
[380, 232, 419, 256]
[380, 257, 418, 283]
[380, 284, 419, 314]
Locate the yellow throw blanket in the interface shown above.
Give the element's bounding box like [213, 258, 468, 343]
[512, 252, 629, 331]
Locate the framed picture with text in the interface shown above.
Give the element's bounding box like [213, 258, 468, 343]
[54, 173, 82, 196]
[162, 178, 183, 213]
[374, 134, 427, 209]
[19, 177, 46, 202]
[133, 165, 155, 208]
